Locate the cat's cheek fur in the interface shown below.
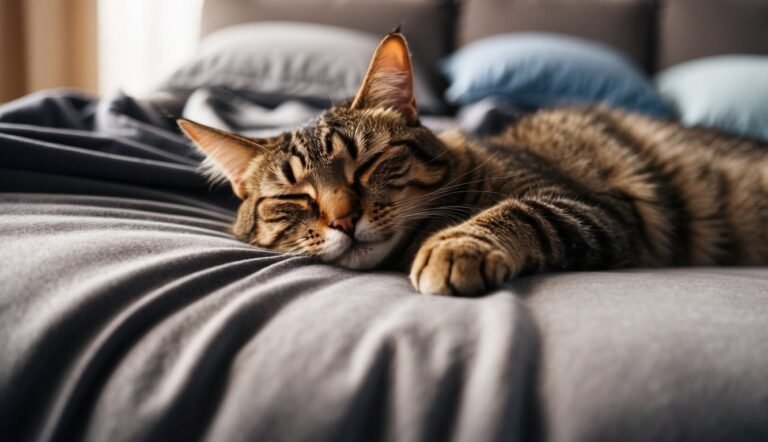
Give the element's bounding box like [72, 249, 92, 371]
[353, 217, 387, 242]
[334, 231, 406, 270]
[321, 229, 354, 261]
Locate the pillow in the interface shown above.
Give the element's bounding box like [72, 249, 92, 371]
[459, 0, 654, 70]
[656, 56, 768, 142]
[441, 33, 671, 117]
[199, 0, 456, 90]
[161, 22, 443, 113]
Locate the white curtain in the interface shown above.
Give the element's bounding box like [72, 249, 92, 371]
[98, 0, 204, 96]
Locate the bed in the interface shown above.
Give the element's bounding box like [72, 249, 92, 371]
[2, 0, 768, 441]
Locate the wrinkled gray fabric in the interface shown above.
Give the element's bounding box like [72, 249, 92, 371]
[523, 270, 768, 442]
[2, 90, 768, 441]
[0, 194, 536, 441]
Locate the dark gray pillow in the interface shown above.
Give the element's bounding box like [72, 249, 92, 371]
[199, 0, 455, 90]
[161, 22, 444, 113]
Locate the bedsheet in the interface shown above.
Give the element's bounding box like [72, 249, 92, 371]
[1, 90, 767, 441]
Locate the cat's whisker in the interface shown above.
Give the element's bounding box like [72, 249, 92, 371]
[392, 186, 511, 209]
[422, 148, 451, 165]
[392, 171, 522, 207]
[396, 207, 478, 222]
[428, 151, 502, 192]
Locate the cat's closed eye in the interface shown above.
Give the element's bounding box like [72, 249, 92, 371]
[257, 194, 316, 218]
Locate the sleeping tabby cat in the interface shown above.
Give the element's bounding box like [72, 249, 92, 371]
[179, 32, 768, 296]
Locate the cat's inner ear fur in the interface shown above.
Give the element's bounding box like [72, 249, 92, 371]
[351, 32, 419, 125]
[177, 119, 265, 198]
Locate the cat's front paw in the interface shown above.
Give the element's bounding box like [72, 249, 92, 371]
[410, 234, 515, 296]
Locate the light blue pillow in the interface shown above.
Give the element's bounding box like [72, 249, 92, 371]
[656, 56, 768, 142]
[442, 33, 671, 117]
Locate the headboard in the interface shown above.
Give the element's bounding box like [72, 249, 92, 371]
[200, 0, 768, 72]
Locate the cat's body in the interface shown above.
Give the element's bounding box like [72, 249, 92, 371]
[404, 108, 768, 294]
[179, 32, 768, 296]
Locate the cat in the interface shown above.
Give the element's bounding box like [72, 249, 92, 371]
[178, 32, 768, 296]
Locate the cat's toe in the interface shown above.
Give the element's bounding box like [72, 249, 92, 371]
[483, 250, 513, 287]
[410, 237, 512, 296]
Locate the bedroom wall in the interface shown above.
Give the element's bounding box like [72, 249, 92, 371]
[0, 0, 98, 102]
[0, 0, 26, 102]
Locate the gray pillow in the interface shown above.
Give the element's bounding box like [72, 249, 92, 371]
[161, 22, 443, 113]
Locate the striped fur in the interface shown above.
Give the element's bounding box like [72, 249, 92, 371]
[408, 108, 768, 295]
[181, 33, 768, 296]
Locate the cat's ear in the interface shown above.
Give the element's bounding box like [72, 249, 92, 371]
[351, 32, 419, 125]
[177, 119, 265, 198]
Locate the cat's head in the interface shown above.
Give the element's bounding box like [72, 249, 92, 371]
[179, 32, 451, 269]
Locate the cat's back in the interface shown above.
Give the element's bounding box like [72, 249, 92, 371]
[493, 106, 768, 265]
[494, 106, 768, 182]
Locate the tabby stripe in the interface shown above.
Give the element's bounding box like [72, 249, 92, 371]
[386, 174, 449, 191]
[387, 170, 409, 181]
[467, 184, 487, 206]
[578, 193, 637, 234]
[363, 131, 375, 149]
[614, 192, 655, 254]
[354, 151, 384, 182]
[280, 160, 296, 184]
[503, 204, 553, 257]
[552, 198, 615, 265]
[394, 139, 441, 165]
[593, 113, 691, 263]
[408, 179, 447, 190]
[712, 171, 740, 264]
[509, 175, 542, 194]
[336, 131, 358, 159]
[261, 216, 291, 223]
[439, 231, 496, 247]
[323, 119, 344, 129]
[444, 254, 459, 296]
[629, 164, 693, 265]
[324, 130, 335, 155]
[236, 197, 258, 241]
[525, 200, 591, 269]
[262, 223, 296, 248]
[271, 193, 310, 201]
[254, 194, 311, 213]
[662, 187, 691, 265]
[636, 169, 690, 263]
[291, 147, 307, 167]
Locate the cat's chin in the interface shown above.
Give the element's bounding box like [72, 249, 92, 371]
[332, 232, 404, 270]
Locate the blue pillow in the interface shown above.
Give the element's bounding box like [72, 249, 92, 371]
[442, 33, 671, 117]
[656, 56, 768, 142]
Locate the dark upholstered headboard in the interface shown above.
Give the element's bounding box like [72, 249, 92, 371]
[656, 0, 768, 69]
[200, 0, 768, 72]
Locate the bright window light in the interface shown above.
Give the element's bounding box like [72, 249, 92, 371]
[98, 0, 204, 96]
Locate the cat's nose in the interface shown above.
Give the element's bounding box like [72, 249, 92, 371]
[329, 211, 359, 235]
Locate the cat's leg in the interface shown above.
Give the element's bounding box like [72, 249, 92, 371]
[410, 195, 638, 296]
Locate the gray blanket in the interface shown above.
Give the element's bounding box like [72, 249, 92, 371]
[1, 90, 767, 441]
